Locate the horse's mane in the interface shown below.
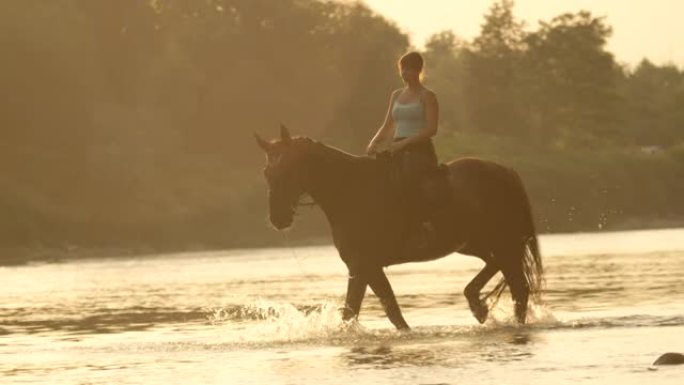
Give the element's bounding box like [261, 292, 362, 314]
[293, 136, 375, 166]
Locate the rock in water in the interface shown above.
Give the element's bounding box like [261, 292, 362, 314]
[653, 352, 684, 366]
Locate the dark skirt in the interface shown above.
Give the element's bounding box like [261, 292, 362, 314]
[389, 138, 443, 229]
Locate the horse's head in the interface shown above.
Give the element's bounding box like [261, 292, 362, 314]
[255, 124, 308, 230]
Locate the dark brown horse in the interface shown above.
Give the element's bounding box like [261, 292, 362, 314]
[256, 125, 543, 329]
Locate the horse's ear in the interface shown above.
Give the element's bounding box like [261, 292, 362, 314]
[254, 133, 270, 152]
[280, 124, 291, 144]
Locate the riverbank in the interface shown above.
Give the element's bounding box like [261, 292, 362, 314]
[4, 224, 684, 267]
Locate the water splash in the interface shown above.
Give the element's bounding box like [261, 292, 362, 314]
[205, 300, 369, 343]
[485, 298, 559, 327]
[202, 298, 684, 349]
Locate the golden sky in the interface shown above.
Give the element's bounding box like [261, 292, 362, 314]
[362, 0, 684, 67]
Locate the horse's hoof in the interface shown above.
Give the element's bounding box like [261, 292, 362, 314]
[467, 299, 488, 324]
[653, 352, 684, 366]
[339, 306, 357, 322]
[474, 308, 488, 324]
[514, 302, 528, 324]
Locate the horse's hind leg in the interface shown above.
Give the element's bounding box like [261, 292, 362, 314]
[508, 265, 530, 324]
[464, 261, 498, 324]
[496, 244, 530, 324]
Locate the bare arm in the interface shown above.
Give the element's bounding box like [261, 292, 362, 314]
[390, 89, 439, 151]
[366, 89, 400, 154]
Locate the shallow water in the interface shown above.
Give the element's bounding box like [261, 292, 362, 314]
[2, 228, 683, 384]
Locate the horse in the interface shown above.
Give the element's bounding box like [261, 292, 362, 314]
[255, 125, 543, 329]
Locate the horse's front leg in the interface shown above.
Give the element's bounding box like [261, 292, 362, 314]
[341, 272, 367, 321]
[365, 267, 410, 330]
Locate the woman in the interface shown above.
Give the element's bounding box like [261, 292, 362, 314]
[366, 51, 442, 246]
[366, 51, 439, 162]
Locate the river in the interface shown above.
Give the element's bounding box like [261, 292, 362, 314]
[2, 228, 683, 384]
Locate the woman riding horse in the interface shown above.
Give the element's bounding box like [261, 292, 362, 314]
[255, 54, 543, 330]
[366, 52, 442, 249]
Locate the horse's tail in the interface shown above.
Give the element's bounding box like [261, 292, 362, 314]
[519, 171, 544, 302]
[485, 170, 544, 306]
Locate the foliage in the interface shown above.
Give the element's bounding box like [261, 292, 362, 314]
[464, 0, 527, 136]
[1, 0, 683, 257]
[521, 12, 620, 146]
[0, 0, 407, 251]
[435, 132, 684, 233]
[618, 60, 684, 146]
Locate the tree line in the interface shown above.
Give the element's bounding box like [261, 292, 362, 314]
[424, 1, 684, 148]
[1, 0, 682, 258]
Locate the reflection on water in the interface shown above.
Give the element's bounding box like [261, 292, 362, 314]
[344, 345, 439, 368]
[508, 331, 532, 345]
[342, 328, 537, 370]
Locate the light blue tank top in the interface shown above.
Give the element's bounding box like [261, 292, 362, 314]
[392, 98, 425, 139]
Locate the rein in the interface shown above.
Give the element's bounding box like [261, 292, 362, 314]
[282, 232, 309, 277]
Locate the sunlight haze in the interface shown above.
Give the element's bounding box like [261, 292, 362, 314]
[3, 1, 684, 382]
[362, 0, 684, 66]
